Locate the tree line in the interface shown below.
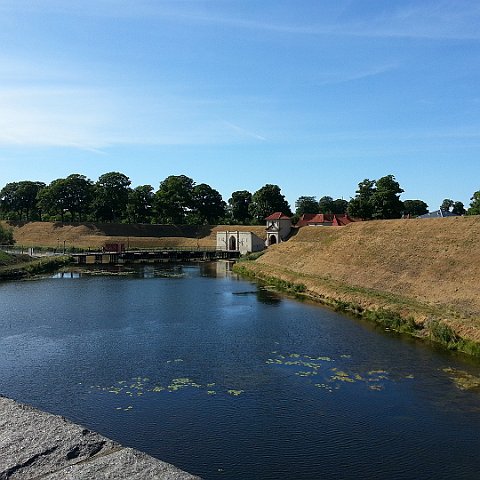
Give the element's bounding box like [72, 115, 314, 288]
[0, 172, 289, 225]
[1, 172, 479, 226]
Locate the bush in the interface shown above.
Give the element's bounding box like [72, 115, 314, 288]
[428, 319, 459, 347]
[238, 251, 265, 262]
[0, 224, 15, 245]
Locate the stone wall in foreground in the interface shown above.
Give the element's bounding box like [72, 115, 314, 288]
[0, 396, 200, 480]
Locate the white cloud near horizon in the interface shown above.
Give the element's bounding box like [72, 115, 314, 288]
[0, 83, 272, 149]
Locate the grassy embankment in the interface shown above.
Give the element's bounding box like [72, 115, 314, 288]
[234, 216, 480, 357]
[0, 251, 72, 280]
[5, 221, 268, 250]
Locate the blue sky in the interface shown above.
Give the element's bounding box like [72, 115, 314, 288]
[0, 0, 479, 211]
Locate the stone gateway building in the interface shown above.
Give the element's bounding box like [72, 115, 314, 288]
[216, 230, 265, 255]
[216, 212, 294, 254]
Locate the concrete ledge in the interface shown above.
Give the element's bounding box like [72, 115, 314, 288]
[0, 396, 201, 479]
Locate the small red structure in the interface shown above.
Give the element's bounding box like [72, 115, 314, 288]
[296, 213, 354, 227]
[103, 243, 126, 253]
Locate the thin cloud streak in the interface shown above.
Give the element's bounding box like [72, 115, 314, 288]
[223, 121, 267, 141]
[315, 64, 399, 86]
[1, 1, 479, 40]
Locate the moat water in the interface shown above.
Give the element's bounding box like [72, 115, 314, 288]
[1, 262, 480, 479]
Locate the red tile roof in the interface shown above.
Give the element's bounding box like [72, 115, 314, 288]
[265, 212, 291, 220]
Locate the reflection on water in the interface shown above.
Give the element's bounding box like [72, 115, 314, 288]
[51, 271, 81, 279]
[1, 262, 480, 480]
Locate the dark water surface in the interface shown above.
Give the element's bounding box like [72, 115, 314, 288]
[1, 263, 480, 479]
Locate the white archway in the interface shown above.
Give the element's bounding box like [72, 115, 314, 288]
[269, 234, 277, 246]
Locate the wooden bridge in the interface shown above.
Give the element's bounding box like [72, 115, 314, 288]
[72, 247, 239, 265]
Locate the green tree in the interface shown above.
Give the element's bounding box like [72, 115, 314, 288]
[403, 199, 429, 217]
[228, 190, 253, 224]
[154, 175, 194, 224]
[318, 196, 334, 214]
[37, 178, 69, 221]
[452, 201, 466, 216]
[249, 184, 292, 223]
[62, 174, 94, 221]
[347, 179, 376, 219]
[126, 185, 154, 223]
[295, 196, 319, 215]
[331, 198, 348, 214]
[0, 181, 45, 220]
[93, 172, 131, 222]
[371, 175, 404, 219]
[440, 199, 454, 212]
[467, 191, 480, 215]
[190, 183, 226, 224]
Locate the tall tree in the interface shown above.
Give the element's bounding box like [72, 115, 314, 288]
[371, 175, 404, 219]
[126, 185, 154, 223]
[331, 198, 348, 214]
[62, 174, 94, 221]
[403, 200, 428, 217]
[452, 201, 466, 216]
[440, 199, 454, 212]
[93, 172, 131, 222]
[295, 196, 319, 215]
[228, 190, 253, 224]
[467, 191, 480, 215]
[347, 179, 376, 219]
[191, 183, 226, 224]
[249, 184, 292, 223]
[0, 181, 45, 220]
[318, 196, 334, 214]
[154, 175, 194, 224]
[37, 178, 69, 221]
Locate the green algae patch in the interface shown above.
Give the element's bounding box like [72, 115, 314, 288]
[442, 367, 480, 391]
[227, 389, 244, 396]
[265, 351, 416, 393]
[92, 374, 245, 405]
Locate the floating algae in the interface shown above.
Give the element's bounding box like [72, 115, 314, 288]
[330, 369, 355, 383]
[296, 371, 318, 377]
[265, 351, 415, 393]
[227, 389, 244, 396]
[442, 367, 480, 391]
[92, 375, 244, 403]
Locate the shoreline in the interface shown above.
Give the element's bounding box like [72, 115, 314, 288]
[233, 260, 480, 358]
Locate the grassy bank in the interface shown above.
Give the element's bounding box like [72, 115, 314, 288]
[0, 253, 72, 280]
[234, 217, 480, 357]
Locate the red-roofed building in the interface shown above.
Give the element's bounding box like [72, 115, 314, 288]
[296, 213, 354, 227]
[265, 212, 292, 246]
[265, 212, 292, 221]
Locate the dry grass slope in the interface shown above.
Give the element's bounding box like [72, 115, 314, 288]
[247, 216, 480, 344]
[5, 221, 267, 249]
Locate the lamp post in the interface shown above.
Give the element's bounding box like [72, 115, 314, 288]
[63, 240, 66, 255]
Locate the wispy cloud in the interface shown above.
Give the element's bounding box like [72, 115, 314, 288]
[0, 81, 271, 149]
[316, 64, 398, 86]
[2, 1, 479, 40]
[223, 121, 267, 141]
